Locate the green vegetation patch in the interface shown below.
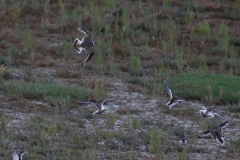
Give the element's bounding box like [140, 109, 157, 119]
[1, 82, 92, 101]
[169, 73, 240, 104]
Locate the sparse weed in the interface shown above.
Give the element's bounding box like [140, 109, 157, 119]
[29, 115, 42, 128]
[93, 81, 108, 101]
[72, 5, 82, 25]
[163, 0, 170, 8]
[0, 132, 7, 148]
[219, 22, 228, 38]
[0, 0, 6, 7]
[226, 138, 240, 157]
[132, 118, 141, 129]
[174, 149, 188, 160]
[199, 19, 210, 36]
[12, 4, 21, 22]
[104, 0, 116, 8]
[22, 28, 37, 50]
[185, 7, 194, 24]
[199, 118, 221, 131]
[0, 65, 10, 80]
[43, 0, 50, 13]
[149, 130, 163, 153]
[130, 54, 144, 76]
[58, 1, 68, 26]
[122, 8, 130, 30]
[154, 65, 171, 80]
[107, 114, 117, 127]
[229, 45, 238, 60]
[228, 104, 240, 112]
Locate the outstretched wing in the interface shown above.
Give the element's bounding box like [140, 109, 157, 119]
[101, 96, 117, 105]
[218, 121, 230, 129]
[82, 50, 94, 66]
[163, 80, 173, 99]
[19, 151, 28, 160]
[77, 28, 91, 42]
[12, 152, 19, 160]
[76, 101, 98, 108]
[217, 121, 230, 137]
[174, 99, 189, 104]
[213, 113, 227, 120]
[198, 129, 212, 138]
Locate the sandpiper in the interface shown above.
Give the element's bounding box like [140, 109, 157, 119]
[12, 151, 28, 160]
[76, 96, 116, 115]
[74, 28, 97, 66]
[198, 121, 230, 147]
[163, 80, 189, 109]
[193, 106, 227, 120]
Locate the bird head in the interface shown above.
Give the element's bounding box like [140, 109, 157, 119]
[92, 41, 97, 46]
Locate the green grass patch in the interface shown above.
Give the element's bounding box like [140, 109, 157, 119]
[1, 82, 92, 102]
[169, 73, 240, 104]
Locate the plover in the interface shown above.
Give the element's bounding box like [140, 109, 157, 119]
[178, 135, 188, 144]
[163, 80, 189, 109]
[76, 96, 116, 115]
[12, 150, 28, 160]
[198, 121, 230, 147]
[74, 28, 97, 66]
[193, 106, 227, 120]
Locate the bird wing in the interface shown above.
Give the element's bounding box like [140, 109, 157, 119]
[174, 99, 189, 104]
[77, 28, 92, 42]
[82, 50, 94, 66]
[213, 113, 227, 120]
[207, 106, 216, 112]
[76, 101, 98, 108]
[12, 152, 19, 160]
[19, 151, 28, 159]
[101, 96, 117, 105]
[218, 121, 230, 129]
[163, 80, 173, 99]
[198, 129, 212, 138]
[77, 28, 87, 35]
[74, 38, 83, 54]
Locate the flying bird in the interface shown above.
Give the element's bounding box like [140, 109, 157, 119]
[163, 80, 189, 109]
[76, 96, 116, 115]
[192, 106, 227, 120]
[198, 121, 230, 147]
[74, 28, 97, 66]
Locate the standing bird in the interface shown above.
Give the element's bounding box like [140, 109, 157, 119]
[163, 80, 189, 109]
[12, 151, 28, 160]
[76, 97, 116, 115]
[198, 121, 230, 147]
[74, 28, 97, 66]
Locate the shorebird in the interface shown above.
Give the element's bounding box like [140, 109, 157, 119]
[74, 28, 97, 66]
[76, 96, 116, 115]
[192, 106, 227, 120]
[163, 80, 189, 109]
[12, 151, 28, 160]
[178, 135, 188, 144]
[198, 121, 230, 147]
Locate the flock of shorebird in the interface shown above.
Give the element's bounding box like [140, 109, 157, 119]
[11, 28, 230, 159]
[163, 80, 230, 147]
[73, 29, 231, 148]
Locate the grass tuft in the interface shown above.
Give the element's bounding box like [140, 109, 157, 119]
[1, 82, 92, 103]
[169, 73, 240, 104]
